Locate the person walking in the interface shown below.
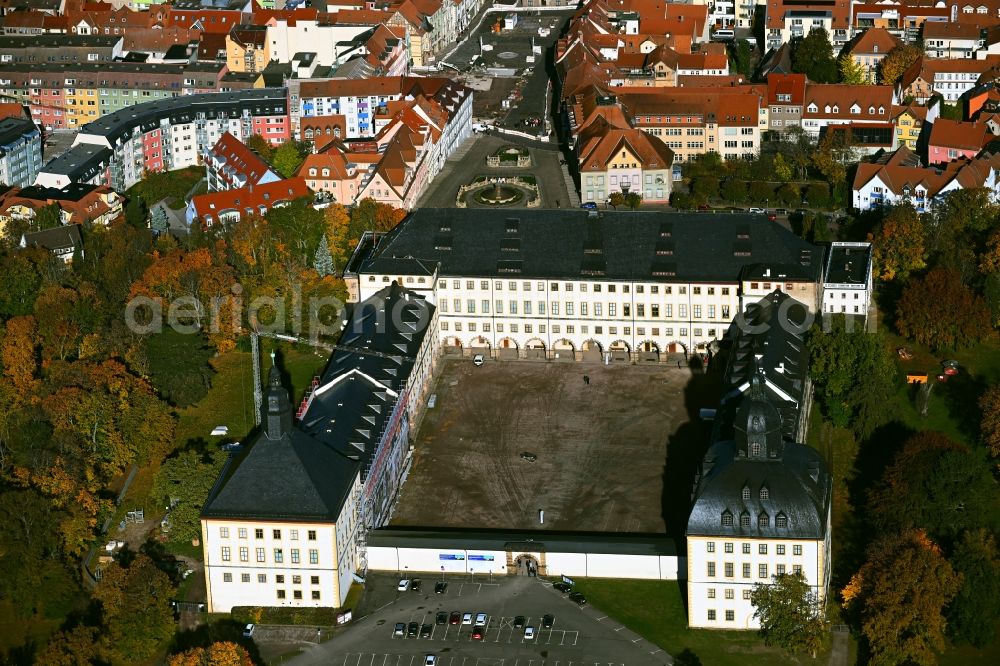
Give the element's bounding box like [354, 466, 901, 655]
[583, 375, 590, 385]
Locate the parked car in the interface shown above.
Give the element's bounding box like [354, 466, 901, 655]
[775, 208, 788, 216]
[748, 207, 765, 214]
[407, 622, 419, 637]
[397, 579, 410, 592]
[581, 201, 598, 211]
[520, 451, 537, 462]
[472, 627, 485, 640]
[242, 623, 255, 638]
[474, 612, 488, 627]
[514, 615, 525, 628]
[553, 582, 572, 593]
[524, 626, 535, 640]
[435, 581, 448, 594]
[462, 612, 473, 625]
[473, 353, 485, 366]
[435, 611, 448, 625]
[542, 614, 554, 628]
[411, 578, 422, 593]
[449, 611, 461, 625]
[420, 624, 432, 638]
[767, 211, 777, 222]
[697, 203, 710, 211]
[569, 592, 587, 606]
[393, 622, 405, 636]
[425, 657, 437, 666]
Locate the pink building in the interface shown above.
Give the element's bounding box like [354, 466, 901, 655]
[928, 119, 989, 165]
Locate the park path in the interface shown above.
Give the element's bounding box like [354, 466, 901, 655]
[828, 628, 848, 666]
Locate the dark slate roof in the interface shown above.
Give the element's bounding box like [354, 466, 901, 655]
[720, 290, 810, 441]
[368, 527, 678, 556]
[0, 116, 38, 156]
[688, 290, 831, 540]
[38, 143, 112, 182]
[78, 88, 288, 145]
[0, 34, 122, 49]
[353, 209, 824, 283]
[15, 182, 102, 203]
[21, 224, 81, 252]
[299, 283, 434, 473]
[824, 243, 872, 285]
[201, 427, 359, 522]
[686, 440, 831, 539]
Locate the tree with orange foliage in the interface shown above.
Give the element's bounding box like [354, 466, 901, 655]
[980, 385, 1000, 459]
[1, 314, 40, 398]
[844, 529, 958, 666]
[94, 554, 175, 664]
[896, 267, 992, 351]
[34, 625, 100, 666]
[168, 642, 253, 666]
[867, 204, 925, 282]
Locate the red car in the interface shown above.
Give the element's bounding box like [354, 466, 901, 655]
[449, 611, 461, 625]
[472, 627, 484, 640]
[767, 212, 777, 221]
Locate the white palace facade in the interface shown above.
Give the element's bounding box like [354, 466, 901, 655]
[344, 209, 834, 361]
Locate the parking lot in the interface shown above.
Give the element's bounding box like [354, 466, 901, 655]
[284, 575, 670, 665]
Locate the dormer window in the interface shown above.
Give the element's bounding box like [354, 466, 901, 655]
[740, 512, 751, 527]
[824, 104, 831, 113]
[758, 513, 769, 528]
[878, 106, 885, 115]
[868, 105, 875, 114]
[759, 487, 769, 500]
[808, 103, 817, 112]
[776, 513, 788, 528]
[832, 105, 839, 114]
[742, 486, 751, 500]
[873, 45, 879, 53]
[722, 510, 734, 527]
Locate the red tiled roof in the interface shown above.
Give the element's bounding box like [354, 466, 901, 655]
[767, 73, 806, 106]
[206, 132, 276, 187]
[802, 84, 894, 121]
[191, 178, 311, 223]
[929, 119, 989, 151]
[847, 27, 902, 55]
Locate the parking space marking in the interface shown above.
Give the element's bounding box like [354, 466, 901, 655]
[595, 615, 607, 621]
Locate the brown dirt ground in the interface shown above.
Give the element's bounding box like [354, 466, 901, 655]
[391, 359, 713, 534]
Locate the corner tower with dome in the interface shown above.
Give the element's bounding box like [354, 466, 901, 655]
[686, 290, 833, 630]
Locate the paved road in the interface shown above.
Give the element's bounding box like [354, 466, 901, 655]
[283, 575, 671, 665]
[418, 134, 573, 209]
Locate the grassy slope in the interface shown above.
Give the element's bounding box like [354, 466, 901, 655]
[570, 579, 825, 665]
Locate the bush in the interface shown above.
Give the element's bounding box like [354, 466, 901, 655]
[748, 181, 773, 204]
[670, 191, 694, 209]
[806, 182, 830, 208]
[777, 183, 801, 207]
[719, 179, 747, 203]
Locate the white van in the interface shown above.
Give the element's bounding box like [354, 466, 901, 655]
[712, 29, 735, 41]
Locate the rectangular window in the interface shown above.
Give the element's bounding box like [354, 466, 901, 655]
[524, 301, 532, 315]
[482, 300, 490, 313]
[495, 300, 502, 313]
[255, 529, 263, 539]
[609, 303, 616, 317]
[239, 528, 247, 539]
[759, 544, 767, 555]
[277, 590, 286, 599]
[273, 529, 281, 539]
[510, 301, 518, 314]
[242, 573, 251, 583]
[742, 543, 751, 554]
[239, 547, 248, 562]
[312, 590, 321, 600]
[290, 529, 298, 540]
[637, 304, 645, 317]
[759, 564, 768, 578]
[743, 563, 751, 578]
[274, 548, 283, 563]
[793, 565, 802, 575]
[292, 575, 301, 585]
[291, 549, 300, 564]
[743, 589, 752, 600]
[793, 545, 803, 556]
[726, 610, 734, 622]
[258, 574, 267, 583]
[551, 302, 559, 315]
[581, 302, 588, 316]
[453, 299, 460, 312]
[725, 542, 733, 553]
[311, 576, 319, 584]
[725, 588, 734, 600]
[221, 546, 231, 562]
[693, 305, 701, 318]
[309, 549, 319, 564]
[566, 303, 574, 315]
[220, 527, 229, 538]
[664, 304, 672, 317]
[777, 545, 785, 555]
[276, 575, 284, 584]
[256, 548, 265, 563]
[224, 573, 232, 582]
[293, 590, 303, 600]
[708, 588, 716, 599]
[707, 542, 715, 553]
[707, 562, 716, 577]
[308, 530, 316, 541]
[777, 564, 786, 575]
[724, 562, 733, 577]
[707, 610, 716, 621]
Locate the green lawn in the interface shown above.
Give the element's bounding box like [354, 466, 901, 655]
[568, 579, 826, 665]
[126, 166, 204, 209]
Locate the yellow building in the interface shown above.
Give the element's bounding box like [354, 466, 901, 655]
[892, 103, 931, 150]
[226, 26, 270, 74]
